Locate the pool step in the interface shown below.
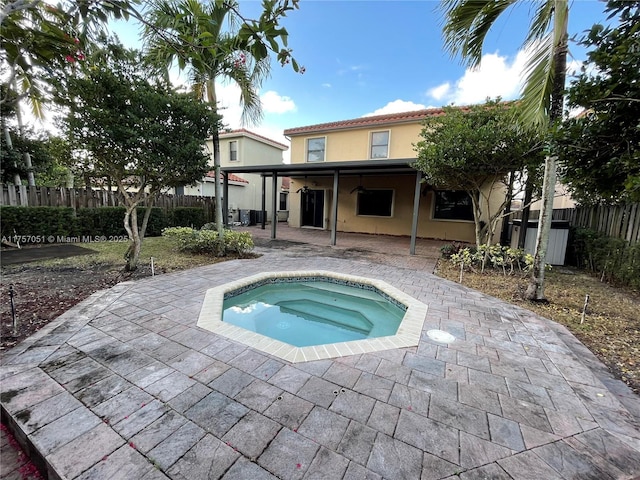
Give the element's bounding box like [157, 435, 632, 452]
[276, 299, 373, 334]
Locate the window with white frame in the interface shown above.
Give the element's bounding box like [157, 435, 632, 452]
[229, 141, 238, 161]
[306, 137, 325, 162]
[370, 131, 389, 159]
[433, 190, 474, 221]
[357, 189, 394, 217]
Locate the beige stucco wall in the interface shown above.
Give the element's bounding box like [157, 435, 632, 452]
[287, 120, 508, 243]
[288, 175, 505, 244]
[202, 134, 288, 219]
[289, 122, 423, 163]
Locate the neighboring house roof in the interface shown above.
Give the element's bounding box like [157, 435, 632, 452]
[205, 171, 249, 184]
[218, 128, 289, 150]
[284, 107, 448, 136]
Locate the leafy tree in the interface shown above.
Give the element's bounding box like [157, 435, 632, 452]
[414, 100, 543, 247]
[2, 0, 299, 188]
[63, 43, 221, 271]
[556, 0, 640, 204]
[143, 0, 299, 242]
[441, 0, 570, 301]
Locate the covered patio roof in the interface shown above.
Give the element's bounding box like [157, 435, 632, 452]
[221, 158, 419, 177]
[220, 159, 424, 254]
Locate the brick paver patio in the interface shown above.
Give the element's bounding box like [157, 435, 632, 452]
[2, 227, 639, 479]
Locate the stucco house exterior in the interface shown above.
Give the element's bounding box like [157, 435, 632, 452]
[177, 129, 289, 223]
[222, 108, 507, 249]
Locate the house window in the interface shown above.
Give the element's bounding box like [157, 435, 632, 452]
[229, 141, 238, 161]
[307, 137, 325, 162]
[279, 192, 288, 210]
[357, 189, 393, 217]
[433, 190, 474, 221]
[370, 131, 389, 159]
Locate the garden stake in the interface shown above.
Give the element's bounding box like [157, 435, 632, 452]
[151, 257, 155, 277]
[459, 262, 464, 283]
[9, 285, 17, 335]
[580, 294, 590, 324]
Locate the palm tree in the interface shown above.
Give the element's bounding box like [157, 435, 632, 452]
[441, 0, 569, 301]
[143, 0, 270, 239]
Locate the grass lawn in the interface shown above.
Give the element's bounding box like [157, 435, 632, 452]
[435, 260, 640, 395]
[37, 236, 244, 273]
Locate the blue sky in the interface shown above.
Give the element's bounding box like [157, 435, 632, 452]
[114, 1, 610, 152]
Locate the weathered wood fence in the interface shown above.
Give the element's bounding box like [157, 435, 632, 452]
[517, 203, 640, 244]
[1, 185, 216, 221]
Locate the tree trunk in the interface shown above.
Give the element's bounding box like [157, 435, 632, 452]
[525, 150, 557, 299]
[525, 8, 568, 301]
[3, 122, 22, 185]
[124, 206, 142, 272]
[518, 179, 533, 248]
[206, 79, 225, 240]
[212, 128, 224, 237]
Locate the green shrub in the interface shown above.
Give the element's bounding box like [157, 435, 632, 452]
[169, 207, 206, 229]
[571, 228, 640, 289]
[440, 242, 466, 259]
[162, 226, 254, 257]
[450, 244, 533, 274]
[0, 206, 79, 242]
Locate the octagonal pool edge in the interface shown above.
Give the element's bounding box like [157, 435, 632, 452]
[197, 270, 428, 363]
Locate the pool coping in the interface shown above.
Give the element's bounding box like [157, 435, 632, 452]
[197, 270, 428, 363]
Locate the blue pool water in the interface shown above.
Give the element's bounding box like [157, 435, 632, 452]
[222, 280, 406, 347]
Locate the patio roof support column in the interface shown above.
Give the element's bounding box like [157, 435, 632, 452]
[223, 173, 229, 227]
[261, 175, 266, 230]
[331, 170, 339, 246]
[410, 171, 422, 255]
[271, 172, 278, 240]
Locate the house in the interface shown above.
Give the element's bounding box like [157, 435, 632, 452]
[223, 108, 507, 249]
[178, 129, 289, 223]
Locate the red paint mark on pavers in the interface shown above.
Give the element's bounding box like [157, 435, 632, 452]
[140, 403, 146, 408]
[1, 423, 44, 480]
[407, 406, 412, 411]
[101, 455, 109, 462]
[129, 442, 137, 449]
[296, 463, 302, 469]
[102, 418, 110, 424]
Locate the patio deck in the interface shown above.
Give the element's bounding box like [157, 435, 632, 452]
[2, 229, 639, 480]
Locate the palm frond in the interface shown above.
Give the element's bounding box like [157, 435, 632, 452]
[518, 36, 554, 131]
[526, 0, 553, 43]
[441, 0, 516, 67]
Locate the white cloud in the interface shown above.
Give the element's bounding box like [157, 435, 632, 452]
[428, 82, 451, 100]
[322, 83, 332, 88]
[261, 90, 296, 114]
[363, 99, 428, 117]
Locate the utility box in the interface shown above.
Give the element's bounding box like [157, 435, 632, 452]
[249, 210, 265, 226]
[239, 209, 250, 226]
[511, 219, 570, 266]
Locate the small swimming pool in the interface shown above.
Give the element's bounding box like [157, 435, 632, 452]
[222, 279, 406, 347]
[197, 271, 428, 362]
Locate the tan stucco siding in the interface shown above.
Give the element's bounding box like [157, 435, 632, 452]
[287, 175, 502, 243]
[289, 123, 423, 163]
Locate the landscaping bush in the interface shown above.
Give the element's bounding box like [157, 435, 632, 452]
[76, 207, 168, 237]
[449, 244, 533, 275]
[0, 205, 209, 243]
[162, 226, 254, 257]
[440, 241, 466, 259]
[571, 228, 640, 289]
[0, 206, 79, 242]
[169, 207, 206, 229]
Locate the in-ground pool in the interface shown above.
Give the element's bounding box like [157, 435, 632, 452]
[198, 271, 428, 363]
[222, 278, 406, 347]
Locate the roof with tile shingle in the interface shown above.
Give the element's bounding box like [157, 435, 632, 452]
[283, 108, 447, 136]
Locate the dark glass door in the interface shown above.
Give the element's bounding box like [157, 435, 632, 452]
[301, 190, 324, 227]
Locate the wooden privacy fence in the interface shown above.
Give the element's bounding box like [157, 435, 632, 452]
[517, 203, 640, 244]
[1, 185, 216, 221]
